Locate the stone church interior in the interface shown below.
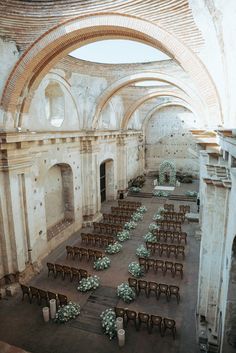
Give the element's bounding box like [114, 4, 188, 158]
[0, 1, 235, 353]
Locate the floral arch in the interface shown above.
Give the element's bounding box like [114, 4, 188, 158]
[159, 160, 176, 186]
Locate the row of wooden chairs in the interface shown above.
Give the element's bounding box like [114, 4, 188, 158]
[163, 204, 175, 211]
[138, 257, 184, 278]
[163, 204, 191, 215]
[111, 207, 134, 217]
[47, 262, 89, 281]
[102, 213, 130, 224]
[114, 307, 177, 339]
[128, 278, 180, 303]
[81, 233, 115, 247]
[157, 220, 182, 231]
[146, 242, 185, 259]
[20, 284, 68, 306]
[65, 246, 103, 261]
[118, 200, 141, 208]
[93, 222, 123, 234]
[162, 212, 185, 223]
[153, 230, 187, 244]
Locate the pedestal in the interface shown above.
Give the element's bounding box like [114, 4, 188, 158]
[118, 328, 125, 347]
[42, 307, 49, 322]
[50, 299, 57, 319]
[116, 317, 123, 331]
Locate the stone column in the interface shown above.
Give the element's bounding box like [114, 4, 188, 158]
[116, 135, 128, 191]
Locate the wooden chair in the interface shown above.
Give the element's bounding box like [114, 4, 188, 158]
[115, 307, 126, 321]
[58, 293, 68, 306]
[160, 244, 168, 257]
[55, 263, 64, 279]
[146, 258, 156, 272]
[163, 318, 176, 339]
[66, 245, 74, 259]
[126, 309, 138, 330]
[38, 288, 48, 305]
[157, 283, 169, 301]
[73, 246, 81, 260]
[71, 267, 80, 282]
[88, 249, 95, 261]
[149, 315, 163, 335]
[166, 230, 173, 243]
[47, 291, 57, 303]
[80, 248, 89, 260]
[154, 243, 161, 256]
[168, 245, 177, 258]
[156, 259, 164, 274]
[176, 245, 185, 259]
[174, 263, 183, 279]
[79, 269, 88, 279]
[20, 284, 31, 303]
[29, 286, 39, 304]
[146, 242, 154, 253]
[179, 232, 187, 244]
[169, 285, 180, 304]
[139, 257, 147, 272]
[173, 232, 180, 244]
[164, 261, 174, 277]
[94, 250, 103, 260]
[138, 312, 150, 331]
[47, 262, 55, 277]
[128, 278, 138, 294]
[63, 265, 72, 280]
[147, 281, 159, 298]
[137, 280, 148, 297]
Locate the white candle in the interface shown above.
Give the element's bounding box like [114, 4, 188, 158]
[116, 317, 123, 331]
[42, 307, 49, 322]
[49, 299, 57, 319]
[117, 328, 125, 347]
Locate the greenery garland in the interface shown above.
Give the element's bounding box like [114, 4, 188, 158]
[77, 275, 100, 292]
[128, 262, 144, 277]
[117, 283, 136, 303]
[55, 302, 80, 323]
[105, 242, 122, 254]
[93, 256, 111, 271]
[100, 308, 117, 340]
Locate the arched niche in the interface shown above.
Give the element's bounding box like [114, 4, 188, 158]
[45, 82, 65, 127]
[44, 163, 74, 240]
[100, 159, 115, 202]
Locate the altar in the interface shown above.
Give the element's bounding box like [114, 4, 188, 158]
[154, 185, 175, 191]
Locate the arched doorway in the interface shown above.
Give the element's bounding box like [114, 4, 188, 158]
[44, 163, 74, 240]
[100, 159, 114, 203]
[223, 236, 236, 352]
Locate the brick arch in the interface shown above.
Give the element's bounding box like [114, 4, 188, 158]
[1, 13, 222, 128]
[121, 89, 203, 129]
[92, 71, 206, 128]
[142, 100, 198, 132]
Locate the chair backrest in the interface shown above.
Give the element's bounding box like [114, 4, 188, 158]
[21, 284, 30, 294]
[58, 293, 68, 305]
[126, 309, 137, 319]
[115, 307, 125, 318]
[138, 312, 149, 322]
[151, 315, 162, 325]
[163, 317, 176, 328]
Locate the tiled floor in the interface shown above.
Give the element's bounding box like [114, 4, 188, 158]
[0, 178, 200, 353]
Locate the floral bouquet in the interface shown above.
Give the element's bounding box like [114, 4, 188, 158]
[152, 213, 163, 221]
[77, 275, 100, 292]
[116, 230, 130, 242]
[143, 232, 157, 243]
[149, 223, 159, 232]
[153, 190, 170, 197]
[124, 221, 137, 230]
[93, 256, 111, 271]
[128, 262, 144, 277]
[136, 244, 150, 258]
[100, 308, 117, 339]
[105, 242, 122, 254]
[130, 186, 141, 192]
[185, 191, 198, 197]
[131, 211, 143, 222]
[137, 206, 147, 213]
[117, 282, 136, 303]
[55, 301, 80, 323]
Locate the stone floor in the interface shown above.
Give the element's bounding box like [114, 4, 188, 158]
[0, 178, 200, 353]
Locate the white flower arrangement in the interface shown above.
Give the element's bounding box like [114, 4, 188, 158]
[158, 207, 166, 213]
[137, 206, 147, 213]
[77, 275, 100, 292]
[143, 232, 157, 243]
[117, 282, 136, 303]
[136, 244, 150, 258]
[124, 221, 137, 230]
[55, 301, 80, 323]
[116, 230, 130, 242]
[93, 256, 111, 271]
[152, 213, 163, 221]
[149, 223, 159, 232]
[131, 211, 143, 222]
[105, 242, 122, 254]
[100, 308, 117, 339]
[128, 262, 144, 277]
[186, 191, 198, 197]
[130, 186, 141, 192]
[153, 190, 170, 197]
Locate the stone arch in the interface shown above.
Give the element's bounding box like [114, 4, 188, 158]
[92, 71, 207, 128]
[122, 89, 205, 129]
[0, 13, 221, 128]
[159, 160, 176, 186]
[44, 163, 74, 240]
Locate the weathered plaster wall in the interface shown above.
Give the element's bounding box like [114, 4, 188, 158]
[145, 105, 200, 175]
